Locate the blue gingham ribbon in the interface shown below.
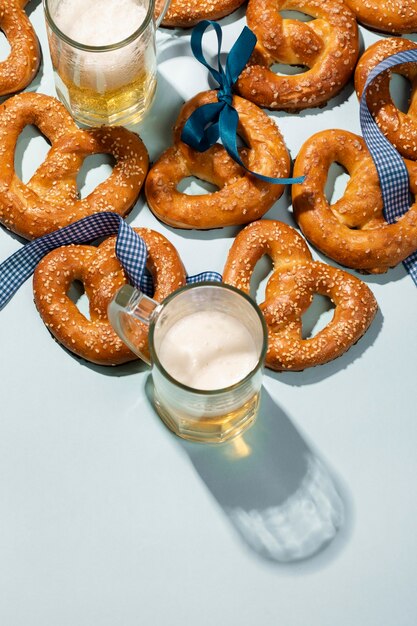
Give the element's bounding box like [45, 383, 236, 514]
[0, 213, 222, 309]
[181, 20, 304, 186]
[360, 50, 417, 284]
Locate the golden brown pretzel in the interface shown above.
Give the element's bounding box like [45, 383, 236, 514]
[223, 220, 377, 371]
[0, 92, 149, 239]
[236, 0, 359, 111]
[162, 0, 246, 27]
[344, 0, 417, 34]
[355, 37, 417, 161]
[145, 90, 290, 229]
[292, 129, 417, 273]
[33, 229, 186, 365]
[0, 0, 40, 96]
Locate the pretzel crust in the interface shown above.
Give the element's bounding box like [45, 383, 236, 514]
[355, 37, 417, 161]
[223, 220, 377, 371]
[162, 0, 245, 27]
[344, 0, 417, 34]
[33, 229, 186, 366]
[145, 90, 290, 229]
[0, 92, 149, 240]
[236, 0, 359, 111]
[292, 129, 417, 273]
[0, 0, 40, 96]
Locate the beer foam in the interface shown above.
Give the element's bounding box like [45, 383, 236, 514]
[54, 0, 148, 46]
[157, 310, 259, 390]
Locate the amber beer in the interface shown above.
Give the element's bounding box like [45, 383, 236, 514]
[53, 63, 157, 127]
[44, 0, 169, 126]
[154, 390, 261, 444]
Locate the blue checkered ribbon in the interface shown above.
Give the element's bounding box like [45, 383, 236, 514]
[181, 21, 304, 186]
[360, 49, 417, 284]
[0, 213, 222, 309]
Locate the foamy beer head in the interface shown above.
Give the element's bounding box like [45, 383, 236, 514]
[52, 0, 150, 90]
[157, 309, 260, 391]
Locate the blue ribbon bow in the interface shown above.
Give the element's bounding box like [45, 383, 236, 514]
[359, 49, 417, 285]
[181, 20, 304, 185]
[0, 213, 222, 310]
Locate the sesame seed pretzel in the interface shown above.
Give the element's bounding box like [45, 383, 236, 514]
[223, 220, 377, 371]
[344, 0, 417, 34]
[0, 0, 40, 96]
[145, 90, 291, 229]
[0, 92, 149, 240]
[162, 0, 246, 28]
[33, 229, 186, 366]
[236, 0, 359, 111]
[355, 37, 417, 161]
[292, 129, 417, 273]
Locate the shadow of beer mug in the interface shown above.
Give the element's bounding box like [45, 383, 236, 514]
[175, 389, 345, 563]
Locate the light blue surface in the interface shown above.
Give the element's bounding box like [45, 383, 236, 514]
[0, 3, 417, 625]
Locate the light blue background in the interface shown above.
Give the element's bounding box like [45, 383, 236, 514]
[0, 2, 416, 625]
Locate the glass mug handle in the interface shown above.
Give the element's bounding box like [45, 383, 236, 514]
[107, 285, 162, 366]
[153, 0, 171, 27]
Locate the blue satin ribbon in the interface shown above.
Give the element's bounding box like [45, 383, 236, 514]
[181, 20, 304, 186]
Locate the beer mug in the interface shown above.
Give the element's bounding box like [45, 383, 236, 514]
[108, 282, 268, 444]
[43, 0, 172, 126]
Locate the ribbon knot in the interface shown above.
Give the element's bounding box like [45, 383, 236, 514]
[217, 88, 233, 106]
[181, 20, 304, 185]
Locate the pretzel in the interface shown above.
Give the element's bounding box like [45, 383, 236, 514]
[292, 129, 417, 273]
[0, 0, 40, 96]
[223, 220, 377, 371]
[162, 0, 245, 28]
[145, 90, 290, 229]
[344, 0, 417, 34]
[33, 229, 186, 366]
[0, 92, 149, 240]
[236, 0, 359, 111]
[355, 37, 417, 161]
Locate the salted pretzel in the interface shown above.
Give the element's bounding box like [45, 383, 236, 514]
[292, 129, 417, 274]
[236, 0, 359, 111]
[344, 0, 417, 34]
[33, 229, 186, 366]
[162, 0, 245, 28]
[223, 220, 377, 371]
[355, 37, 417, 161]
[145, 90, 290, 229]
[0, 0, 40, 96]
[0, 92, 149, 240]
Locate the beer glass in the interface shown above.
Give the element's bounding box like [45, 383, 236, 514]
[108, 283, 268, 444]
[43, 0, 171, 126]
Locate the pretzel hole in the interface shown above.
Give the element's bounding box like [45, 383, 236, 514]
[216, 134, 247, 149]
[249, 255, 273, 303]
[0, 31, 11, 61]
[389, 74, 412, 113]
[177, 177, 219, 195]
[301, 295, 335, 339]
[77, 154, 116, 199]
[68, 280, 91, 320]
[270, 62, 308, 76]
[14, 127, 51, 183]
[325, 162, 350, 205]
[280, 10, 314, 22]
